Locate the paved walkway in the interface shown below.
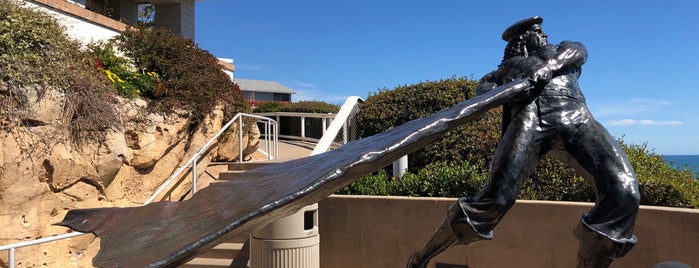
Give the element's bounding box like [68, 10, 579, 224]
[250, 140, 315, 162]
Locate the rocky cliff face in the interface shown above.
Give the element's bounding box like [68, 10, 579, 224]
[0, 87, 258, 267]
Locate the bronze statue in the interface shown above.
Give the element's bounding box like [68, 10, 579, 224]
[407, 16, 640, 268]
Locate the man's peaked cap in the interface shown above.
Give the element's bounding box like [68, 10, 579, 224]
[502, 16, 543, 42]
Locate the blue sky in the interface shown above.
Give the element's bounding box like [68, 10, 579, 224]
[195, 0, 699, 155]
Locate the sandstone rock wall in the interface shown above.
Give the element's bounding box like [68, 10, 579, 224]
[0, 88, 258, 267]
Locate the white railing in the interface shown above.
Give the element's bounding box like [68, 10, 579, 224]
[254, 112, 336, 143]
[312, 96, 363, 155]
[146, 113, 277, 203]
[255, 97, 364, 151]
[0, 112, 277, 268]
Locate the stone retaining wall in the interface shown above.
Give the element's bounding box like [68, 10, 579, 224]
[319, 195, 699, 267]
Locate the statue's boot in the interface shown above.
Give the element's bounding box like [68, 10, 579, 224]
[574, 219, 637, 268]
[407, 200, 492, 268]
[576, 243, 613, 268]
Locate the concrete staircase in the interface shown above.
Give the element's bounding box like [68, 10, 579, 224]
[181, 236, 250, 268]
[182, 141, 314, 267]
[218, 161, 284, 181]
[181, 161, 280, 268]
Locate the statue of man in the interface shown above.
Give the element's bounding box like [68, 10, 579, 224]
[408, 16, 640, 268]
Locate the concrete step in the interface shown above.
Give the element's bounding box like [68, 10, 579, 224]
[181, 240, 250, 268]
[227, 160, 284, 171]
[182, 257, 235, 267]
[216, 161, 282, 181]
[218, 170, 244, 181]
[199, 242, 245, 259]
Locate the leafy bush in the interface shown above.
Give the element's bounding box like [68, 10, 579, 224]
[622, 142, 699, 207]
[519, 157, 595, 202]
[280, 101, 340, 113]
[115, 27, 249, 126]
[337, 169, 392, 196]
[390, 160, 487, 197]
[0, 1, 119, 141]
[343, 77, 699, 208]
[0, 1, 78, 87]
[89, 41, 163, 98]
[254, 101, 339, 113]
[357, 77, 500, 174]
[338, 161, 487, 197]
[253, 102, 286, 113]
[342, 156, 698, 208]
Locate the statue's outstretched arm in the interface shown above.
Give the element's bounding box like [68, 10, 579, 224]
[518, 42, 588, 87]
[545, 41, 588, 74]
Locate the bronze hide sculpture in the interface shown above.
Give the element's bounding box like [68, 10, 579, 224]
[57, 78, 531, 267]
[57, 17, 639, 268]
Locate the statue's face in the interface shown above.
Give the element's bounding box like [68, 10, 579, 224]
[524, 26, 548, 52]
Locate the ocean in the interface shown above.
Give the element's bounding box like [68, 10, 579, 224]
[662, 155, 699, 172]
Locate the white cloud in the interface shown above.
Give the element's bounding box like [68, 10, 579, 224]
[593, 98, 671, 116]
[608, 119, 636, 126]
[607, 119, 683, 126]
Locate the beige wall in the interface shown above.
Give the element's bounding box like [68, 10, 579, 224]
[24, 0, 125, 44]
[319, 195, 699, 267]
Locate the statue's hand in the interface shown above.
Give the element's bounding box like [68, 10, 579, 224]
[529, 65, 552, 87]
[407, 251, 427, 268]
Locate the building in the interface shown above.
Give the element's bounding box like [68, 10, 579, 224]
[21, 0, 196, 44]
[233, 78, 296, 107]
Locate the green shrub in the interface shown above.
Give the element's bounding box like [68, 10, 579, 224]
[88, 41, 163, 98]
[519, 157, 595, 202]
[390, 161, 487, 197]
[0, 1, 77, 87]
[253, 102, 286, 113]
[622, 142, 699, 207]
[115, 27, 249, 126]
[280, 101, 339, 113]
[341, 155, 698, 208]
[338, 161, 487, 197]
[0, 1, 119, 141]
[344, 76, 699, 208]
[337, 169, 392, 196]
[357, 77, 500, 173]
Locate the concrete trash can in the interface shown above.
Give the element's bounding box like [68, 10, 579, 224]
[250, 204, 319, 268]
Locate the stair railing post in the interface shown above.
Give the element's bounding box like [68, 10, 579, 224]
[274, 120, 279, 159]
[322, 117, 327, 136]
[9, 247, 14, 268]
[239, 115, 244, 162]
[266, 120, 272, 160]
[192, 158, 198, 195]
[300, 116, 306, 142]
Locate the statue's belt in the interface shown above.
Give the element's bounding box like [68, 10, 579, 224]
[539, 87, 584, 99]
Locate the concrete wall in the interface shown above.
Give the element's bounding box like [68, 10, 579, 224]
[26, 0, 195, 43]
[319, 195, 699, 268]
[24, 0, 125, 44]
[154, 0, 195, 41]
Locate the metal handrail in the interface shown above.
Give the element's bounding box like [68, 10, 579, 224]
[255, 112, 336, 143]
[312, 96, 363, 155]
[0, 112, 277, 267]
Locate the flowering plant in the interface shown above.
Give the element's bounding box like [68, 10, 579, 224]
[103, 69, 160, 98]
[88, 41, 163, 98]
